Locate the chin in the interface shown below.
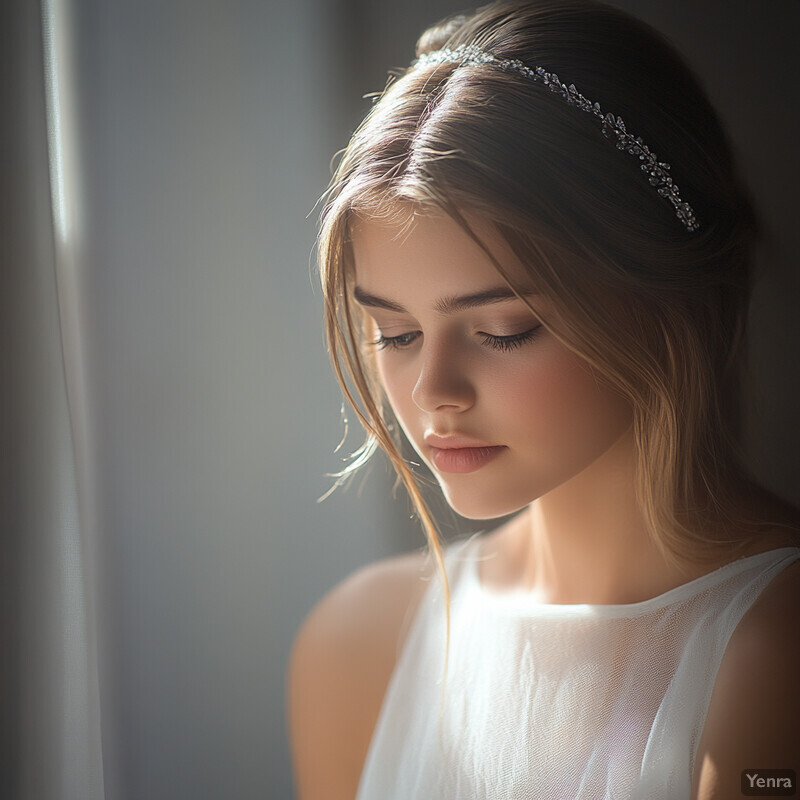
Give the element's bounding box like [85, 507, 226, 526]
[439, 482, 534, 521]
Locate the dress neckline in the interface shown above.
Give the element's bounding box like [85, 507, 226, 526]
[458, 536, 800, 619]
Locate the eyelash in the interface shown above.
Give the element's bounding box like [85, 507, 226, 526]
[370, 326, 542, 352]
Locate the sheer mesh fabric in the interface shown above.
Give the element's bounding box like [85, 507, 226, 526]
[356, 537, 800, 800]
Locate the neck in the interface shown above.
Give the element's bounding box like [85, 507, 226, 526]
[519, 427, 701, 605]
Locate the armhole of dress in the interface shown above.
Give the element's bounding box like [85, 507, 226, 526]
[364, 536, 483, 735]
[394, 534, 481, 664]
[688, 547, 800, 777]
[355, 539, 476, 799]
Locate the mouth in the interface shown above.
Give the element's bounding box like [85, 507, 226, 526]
[427, 444, 506, 474]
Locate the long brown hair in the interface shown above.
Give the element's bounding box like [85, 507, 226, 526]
[317, 0, 783, 623]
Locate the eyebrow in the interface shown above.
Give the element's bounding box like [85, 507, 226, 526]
[353, 285, 534, 315]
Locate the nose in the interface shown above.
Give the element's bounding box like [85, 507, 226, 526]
[411, 339, 476, 413]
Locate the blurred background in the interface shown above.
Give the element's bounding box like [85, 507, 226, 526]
[1, 0, 798, 798]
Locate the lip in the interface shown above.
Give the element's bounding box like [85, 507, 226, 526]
[424, 433, 497, 450]
[424, 434, 506, 474]
[428, 445, 505, 474]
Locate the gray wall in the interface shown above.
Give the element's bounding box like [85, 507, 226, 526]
[37, 1, 799, 798]
[68, 2, 417, 797]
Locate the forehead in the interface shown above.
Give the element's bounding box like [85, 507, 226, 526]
[349, 211, 534, 296]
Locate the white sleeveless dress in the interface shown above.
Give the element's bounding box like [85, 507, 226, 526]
[356, 536, 800, 800]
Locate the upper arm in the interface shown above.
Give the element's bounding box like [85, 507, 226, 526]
[692, 562, 800, 800]
[286, 550, 432, 800]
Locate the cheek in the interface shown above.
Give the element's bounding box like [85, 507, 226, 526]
[492, 345, 632, 445]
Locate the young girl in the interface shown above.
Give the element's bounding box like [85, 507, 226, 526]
[288, 2, 800, 798]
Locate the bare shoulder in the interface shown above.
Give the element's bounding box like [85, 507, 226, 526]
[692, 553, 800, 800]
[287, 547, 436, 800]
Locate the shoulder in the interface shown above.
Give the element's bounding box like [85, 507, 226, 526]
[692, 553, 800, 800]
[287, 547, 437, 800]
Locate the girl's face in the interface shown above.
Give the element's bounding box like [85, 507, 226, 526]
[350, 212, 634, 520]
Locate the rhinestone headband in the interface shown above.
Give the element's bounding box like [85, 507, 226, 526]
[410, 44, 700, 233]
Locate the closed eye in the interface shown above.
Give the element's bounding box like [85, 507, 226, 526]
[370, 331, 420, 350]
[480, 325, 542, 351]
[371, 326, 541, 352]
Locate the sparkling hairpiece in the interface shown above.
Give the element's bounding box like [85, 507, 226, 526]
[410, 44, 700, 233]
